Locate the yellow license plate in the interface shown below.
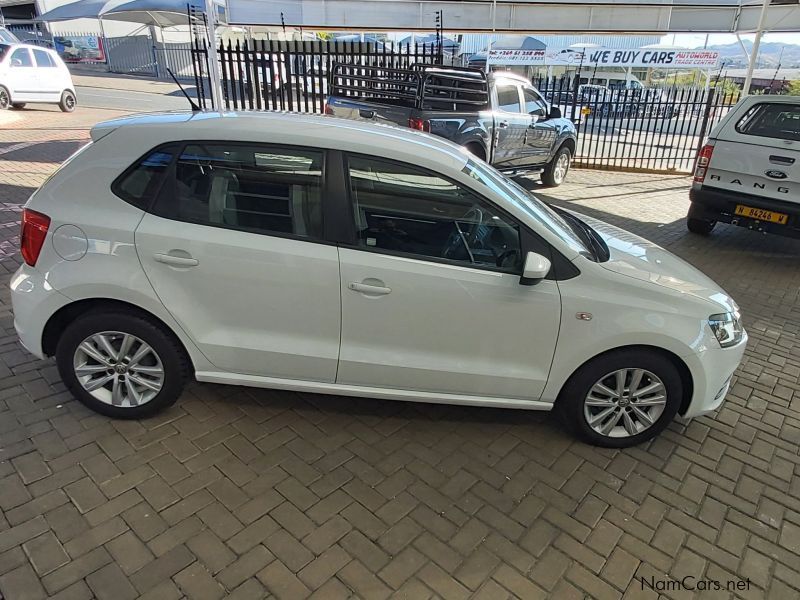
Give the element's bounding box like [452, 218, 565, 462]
[734, 204, 788, 225]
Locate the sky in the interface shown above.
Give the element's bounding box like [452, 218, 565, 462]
[668, 32, 800, 48]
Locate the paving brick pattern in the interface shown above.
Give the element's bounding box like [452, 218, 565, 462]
[0, 105, 799, 599]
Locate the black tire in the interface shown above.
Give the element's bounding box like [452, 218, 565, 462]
[463, 142, 486, 162]
[0, 86, 10, 110]
[10, 103, 26, 110]
[59, 90, 77, 113]
[687, 217, 716, 235]
[55, 311, 189, 419]
[555, 349, 683, 448]
[541, 145, 572, 187]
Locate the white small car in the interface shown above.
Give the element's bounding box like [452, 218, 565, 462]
[0, 42, 77, 112]
[689, 95, 798, 238]
[12, 112, 747, 447]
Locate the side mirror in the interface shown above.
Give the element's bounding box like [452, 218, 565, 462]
[548, 106, 562, 120]
[11, 59, 22, 67]
[520, 251, 551, 286]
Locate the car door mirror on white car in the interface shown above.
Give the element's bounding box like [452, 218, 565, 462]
[520, 251, 551, 285]
[11, 58, 22, 67]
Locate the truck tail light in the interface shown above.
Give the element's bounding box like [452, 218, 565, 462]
[21, 209, 51, 267]
[408, 117, 430, 132]
[694, 144, 714, 183]
[324, 102, 333, 115]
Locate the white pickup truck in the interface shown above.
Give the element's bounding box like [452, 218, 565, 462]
[688, 95, 799, 238]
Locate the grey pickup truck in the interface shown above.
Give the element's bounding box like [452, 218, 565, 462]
[325, 64, 578, 186]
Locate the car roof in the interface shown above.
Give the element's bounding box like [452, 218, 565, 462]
[91, 111, 472, 173]
[2, 42, 57, 53]
[489, 71, 531, 85]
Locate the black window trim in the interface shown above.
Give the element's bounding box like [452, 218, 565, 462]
[111, 142, 181, 211]
[113, 140, 333, 246]
[338, 150, 576, 280]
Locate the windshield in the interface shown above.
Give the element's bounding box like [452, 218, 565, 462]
[463, 158, 593, 258]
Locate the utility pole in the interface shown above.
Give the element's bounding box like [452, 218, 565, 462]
[485, 0, 497, 73]
[742, 0, 771, 96]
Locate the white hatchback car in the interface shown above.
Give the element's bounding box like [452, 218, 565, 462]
[0, 42, 77, 112]
[12, 112, 747, 447]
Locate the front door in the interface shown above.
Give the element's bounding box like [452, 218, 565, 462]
[336, 154, 561, 400]
[134, 143, 341, 381]
[522, 85, 559, 165]
[7, 48, 36, 101]
[492, 80, 533, 169]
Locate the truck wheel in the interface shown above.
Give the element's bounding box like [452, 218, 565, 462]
[541, 146, 571, 187]
[463, 143, 486, 162]
[687, 217, 716, 235]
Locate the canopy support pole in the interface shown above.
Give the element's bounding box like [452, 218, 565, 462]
[204, 0, 223, 110]
[743, 0, 771, 97]
[99, 16, 111, 72]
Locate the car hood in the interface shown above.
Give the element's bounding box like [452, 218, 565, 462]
[579, 214, 737, 313]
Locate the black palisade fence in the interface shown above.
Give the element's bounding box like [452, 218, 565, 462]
[190, 33, 743, 173]
[210, 39, 446, 114]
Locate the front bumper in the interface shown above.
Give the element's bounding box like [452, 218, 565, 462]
[690, 186, 800, 239]
[10, 265, 71, 359]
[680, 329, 748, 419]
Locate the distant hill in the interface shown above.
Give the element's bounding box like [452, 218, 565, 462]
[708, 40, 800, 69]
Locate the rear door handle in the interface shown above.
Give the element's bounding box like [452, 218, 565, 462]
[769, 155, 795, 165]
[348, 282, 391, 296]
[154, 253, 199, 267]
[498, 121, 509, 128]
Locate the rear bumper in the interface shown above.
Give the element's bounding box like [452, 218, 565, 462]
[10, 265, 71, 359]
[689, 186, 800, 239]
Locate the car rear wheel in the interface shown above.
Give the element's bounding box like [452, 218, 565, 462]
[556, 349, 683, 448]
[59, 90, 76, 113]
[542, 146, 571, 187]
[687, 217, 716, 235]
[56, 311, 189, 419]
[0, 86, 10, 110]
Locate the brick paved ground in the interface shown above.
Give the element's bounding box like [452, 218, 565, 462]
[0, 105, 799, 600]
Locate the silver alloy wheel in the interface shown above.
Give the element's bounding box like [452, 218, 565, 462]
[583, 368, 667, 438]
[73, 331, 164, 407]
[0, 89, 9, 110]
[64, 92, 75, 110]
[553, 151, 570, 184]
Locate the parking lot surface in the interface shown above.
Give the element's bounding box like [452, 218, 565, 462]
[1, 105, 799, 599]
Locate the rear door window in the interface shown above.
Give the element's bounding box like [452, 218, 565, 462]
[735, 102, 800, 142]
[112, 146, 178, 210]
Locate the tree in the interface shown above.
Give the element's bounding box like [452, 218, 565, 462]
[787, 80, 800, 95]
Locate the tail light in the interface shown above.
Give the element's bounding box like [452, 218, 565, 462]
[694, 144, 714, 183]
[408, 117, 430, 132]
[21, 209, 51, 267]
[324, 102, 333, 115]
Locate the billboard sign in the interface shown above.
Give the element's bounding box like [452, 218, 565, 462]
[54, 35, 106, 63]
[488, 47, 719, 69]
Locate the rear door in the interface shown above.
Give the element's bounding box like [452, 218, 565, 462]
[134, 142, 342, 381]
[492, 80, 533, 168]
[32, 49, 61, 100]
[707, 100, 799, 204]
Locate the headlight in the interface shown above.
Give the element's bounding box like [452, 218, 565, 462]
[708, 312, 743, 348]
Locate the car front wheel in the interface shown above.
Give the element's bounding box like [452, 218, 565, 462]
[0, 86, 10, 110]
[56, 311, 188, 418]
[556, 349, 683, 447]
[542, 146, 572, 187]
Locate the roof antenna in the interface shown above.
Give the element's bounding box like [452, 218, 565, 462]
[167, 68, 201, 112]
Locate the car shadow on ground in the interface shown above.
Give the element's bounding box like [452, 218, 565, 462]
[0, 139, 86, 164]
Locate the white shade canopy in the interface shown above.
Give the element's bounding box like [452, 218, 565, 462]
[36, 0, 131, 22]
[37, 0, 222, 25]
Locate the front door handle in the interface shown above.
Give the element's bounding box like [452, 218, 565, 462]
[154, 252, 199, 267]
[348, 281, 391, 296]
[498, 120, 509, 128]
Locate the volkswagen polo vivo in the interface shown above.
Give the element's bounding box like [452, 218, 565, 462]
[11, 112, 747, 447]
